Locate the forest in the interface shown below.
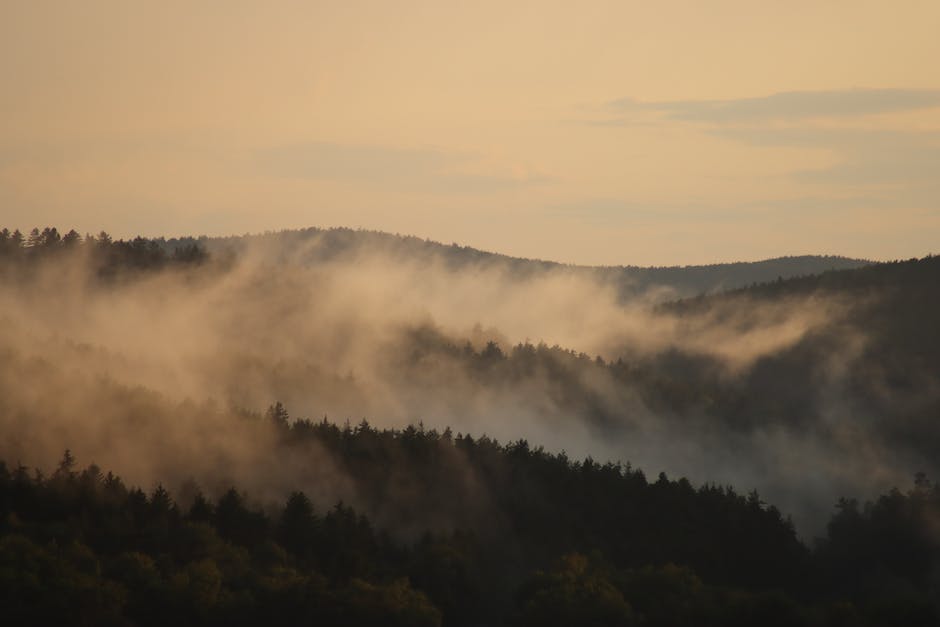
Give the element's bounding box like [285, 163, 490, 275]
[1, 227, 939, 625]
[2, 418, 938, 626]
[154, 226, 871, 300]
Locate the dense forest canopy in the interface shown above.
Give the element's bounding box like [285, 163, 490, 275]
[1, 225, 867, 297]
[1, 226, 939, 624]
[175, 226, 872, 300]
[0, 227, 936, 532]
[2, 422, 939, 626]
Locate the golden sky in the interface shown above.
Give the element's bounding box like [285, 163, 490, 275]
[2, 0, 939, 265]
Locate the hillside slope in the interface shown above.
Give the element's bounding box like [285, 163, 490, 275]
[0, 226, 933, 537]
[163, 227, 872, 300]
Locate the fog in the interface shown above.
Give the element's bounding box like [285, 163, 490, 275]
[0, 232, 928, 536]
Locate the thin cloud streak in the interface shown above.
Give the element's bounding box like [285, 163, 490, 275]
[714, 127, 940, 192]
[611, 88, 940, 122]
[596, 89, 940, 205]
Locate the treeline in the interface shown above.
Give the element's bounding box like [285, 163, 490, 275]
[393, 255, 940, 460]
[2, 413, 938, 626]
[0, 457, 438, 626]
[201, 226, 870, 298]
[0, 226, 207, 278]
[655, 255, 940, 446]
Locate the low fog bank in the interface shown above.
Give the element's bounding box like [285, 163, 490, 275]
[194, 228, 872, 302]
[0, 231, 935, 536]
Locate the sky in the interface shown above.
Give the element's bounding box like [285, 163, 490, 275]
[1, 0, 939, 266]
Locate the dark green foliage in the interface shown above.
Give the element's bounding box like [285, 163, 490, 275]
[516, 553, 637, 627]
[277, 491, 318, 563]
[0, 225, 209, 281]
[2, 435, 938, 625]
[0, 456, 437, 626]
[213, 488, 268, 548]
[1, 231, 936, 624]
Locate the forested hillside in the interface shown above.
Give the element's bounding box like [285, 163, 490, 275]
[2, 421, 938, 626]
[0, 227, 934, 528]
[0, 226, 938, 624]
[158, 227, 871, 300]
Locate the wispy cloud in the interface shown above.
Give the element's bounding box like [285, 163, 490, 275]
[597, 89, 940, 202]
[715, 126, 940, 194]
[611, 88, 940, 123]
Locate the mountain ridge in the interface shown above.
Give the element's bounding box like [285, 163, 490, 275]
[161, 226, 874, 300]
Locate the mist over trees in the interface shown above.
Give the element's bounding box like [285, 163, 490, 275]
[192, 226, 872, 300]
[1, 225, 938, 624]
[0, 227, 936, 527]
[0, 227, 207, 281]
[2, 426, 938, 626]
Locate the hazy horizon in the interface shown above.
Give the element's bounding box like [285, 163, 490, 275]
[1, 229, 930, 538]
[2, 6, 940, 620]
[0, 223, 892, 269]
[3, 2, 939, 266]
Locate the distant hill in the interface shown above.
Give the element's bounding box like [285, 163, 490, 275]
[2, 232, 938, 625]
[596, 254, 872, 300]
[164, 227, 872, 300]
[3, 223, 931, 538]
